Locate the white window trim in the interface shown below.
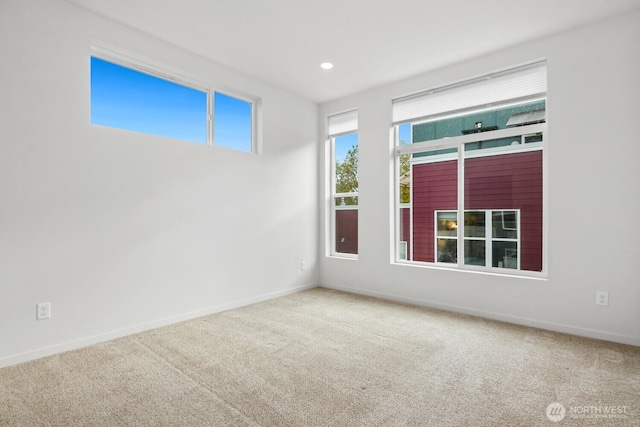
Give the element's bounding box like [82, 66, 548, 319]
[327, 109, 359, 258]
[394, 120, 546, 278]
[394, 123, 414, 262]
[329, 136, 358, 259]
[91, 44, 260, 153]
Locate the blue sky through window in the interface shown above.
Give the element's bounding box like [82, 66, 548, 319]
[399, 123, 411, 145]
[91, 57, 254, 151]
[335, 133, 358, 163]
[91, 57, 207, 144]
[214, 92, 252, 152]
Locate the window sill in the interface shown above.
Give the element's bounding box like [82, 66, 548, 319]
[328, 254, 358, 261]
[393, 260, 547, 281]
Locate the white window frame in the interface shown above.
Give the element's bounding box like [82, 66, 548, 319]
[330, 136, 358, 258]
[392, 60, 547, 277]
[395, 121, 545, 276]
[212, 90, 259, 153]
[327, 110, 358, 258]
[91, 45, 260, 153]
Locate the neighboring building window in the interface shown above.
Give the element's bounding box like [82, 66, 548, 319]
[91, 54, 256, 152]
[435, 211, 458, 263]
[393, 61, 547, 275]
[328, 110, 358, 256]
[436, 210, 520, 269]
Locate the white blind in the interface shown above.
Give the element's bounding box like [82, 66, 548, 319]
[392, 61, 547, 124]
[328, 109, 358, 136]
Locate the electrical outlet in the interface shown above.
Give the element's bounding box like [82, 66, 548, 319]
[301, 261, 307, 271]
[37, 302, 51, 320]
[595, 291, 608, 307]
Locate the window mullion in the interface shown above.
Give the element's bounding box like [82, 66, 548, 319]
[207, 89, 213, 146]
[486, 210, 493, 268]
[457, 143, 465, 267]
[517, 210, 522, 270]
[330, 137, 337, 196]
[394, 126, 401, 261]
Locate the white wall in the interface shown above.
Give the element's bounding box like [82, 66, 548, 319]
[320, 10, 640, 346]
[0, 0, 318, 367]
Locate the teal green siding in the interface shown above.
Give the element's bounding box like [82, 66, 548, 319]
[413, 100, 545, 144]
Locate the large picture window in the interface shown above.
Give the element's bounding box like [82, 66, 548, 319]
[328, 110, 358, 256]
[394, 61, 546, 275]
[91, 53, 257, 153]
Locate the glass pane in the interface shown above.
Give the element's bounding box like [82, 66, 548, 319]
[464, 138, 542, 272]
[398, 123, 412, 146]
[436, 239, 457, 263]
[398, 123, 412, 203]
[399, 203, 411, 261]
[399, 152, 411, 204]
[412, 100, 545, 143]
[335, 197, 358, 254]
[397, 124, 412, 261]
[404, 144, 458, 263]
[335, 196, 358, 207]
[91, 57, 207, 144]
[334, 133, 358, 194]
[464, 211, 485, 237]
[464, 240, 486, 266]
[399, 241, 408, 260]
[436, 211, 457, 237]
[493, 211, 518, 239]
[214, 92, 253, 152]
[493, 241, 518, 269]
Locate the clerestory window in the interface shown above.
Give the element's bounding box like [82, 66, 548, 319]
[91, 53, 256, 153]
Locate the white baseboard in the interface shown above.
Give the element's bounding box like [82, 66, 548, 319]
[0, 283, 318, 369]
[321, 283, 640, 347]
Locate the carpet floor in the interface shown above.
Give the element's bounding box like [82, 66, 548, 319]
[1, 287, 639, 426]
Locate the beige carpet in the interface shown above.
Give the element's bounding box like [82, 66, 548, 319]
[1, 288, 639, 426]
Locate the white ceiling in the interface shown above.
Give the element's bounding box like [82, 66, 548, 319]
[67, 0, 640, 103]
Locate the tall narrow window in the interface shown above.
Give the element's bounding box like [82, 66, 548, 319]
[91, 53, 257, 153]
[328, 110, 358, 256]
[393, 61, 546, 276]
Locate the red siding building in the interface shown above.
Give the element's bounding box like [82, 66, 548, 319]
[335, 209, 358, 254]
[408, 149, 542, 271]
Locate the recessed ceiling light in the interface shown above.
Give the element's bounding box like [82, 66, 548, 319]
[320, 62, 334, 70]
